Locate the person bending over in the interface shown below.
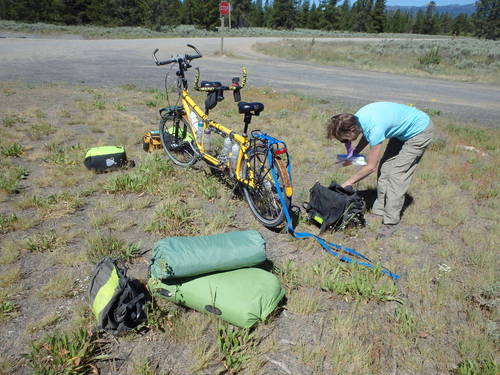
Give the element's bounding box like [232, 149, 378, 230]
[326, 102, 433, 238]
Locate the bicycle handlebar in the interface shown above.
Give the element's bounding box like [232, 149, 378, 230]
[153, 44, 203, 66]
[193, 67, 247, 92]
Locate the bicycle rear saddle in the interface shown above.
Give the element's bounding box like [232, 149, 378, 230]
[238, 102, 264, 116]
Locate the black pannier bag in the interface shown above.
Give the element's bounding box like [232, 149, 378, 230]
[304, 182, 365, 233]
[88, 257, 146, 335]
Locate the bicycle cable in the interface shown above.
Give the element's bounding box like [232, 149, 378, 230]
[164, 64, 175, 108]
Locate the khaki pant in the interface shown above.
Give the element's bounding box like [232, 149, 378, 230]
[372, 121, 433, 225]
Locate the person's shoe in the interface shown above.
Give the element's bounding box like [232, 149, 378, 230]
[376, 224, 398, 239]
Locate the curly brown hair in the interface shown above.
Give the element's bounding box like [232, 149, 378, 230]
[325, 113, 360, 141]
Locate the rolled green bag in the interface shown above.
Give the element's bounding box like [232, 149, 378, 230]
[148, 268, 285, 328]
[149, 230, 266, 280]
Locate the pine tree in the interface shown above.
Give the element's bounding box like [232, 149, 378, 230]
[148, 0, 181, 29]
[421, 0, 436, 34]
[263, 0, 273, 27]
[307, 2, 322, 29]
[439, 13, 452, 35]
[300, 0, 311, 28]
[323, 0, 339, 31]
[474, 0, 499, 40]
[180, 0, 196, 24]
[251, 0, 265, 27]
[191, 0, 219, 30]
[231, 0, 252, 28]
[371, 0, 385, 33]
[412, 10, 424, 34]
[271, 0, 296, 29]
[338, 0, 352, 31]
[352, 0, 373, 32]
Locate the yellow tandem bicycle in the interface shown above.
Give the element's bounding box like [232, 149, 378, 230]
[153, 44, 293, 228]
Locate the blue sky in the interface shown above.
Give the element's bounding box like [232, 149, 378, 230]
[385, 0, 473, 5]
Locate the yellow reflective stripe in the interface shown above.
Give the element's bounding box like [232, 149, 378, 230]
[313, 215, 323, 224]
[85, 146, 124, 158]
[92, 268, 120, 317]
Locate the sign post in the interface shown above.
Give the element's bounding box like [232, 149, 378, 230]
[219, 2, 230, 55]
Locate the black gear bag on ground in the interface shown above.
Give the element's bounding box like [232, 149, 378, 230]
[88, 257, 146, 335]
[304, 182, 365, 233]
[84, 146, 133, 172]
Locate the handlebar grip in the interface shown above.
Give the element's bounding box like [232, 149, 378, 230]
[186, 44, 203, 60]
[233, 89, 241, 102]
[157, 58, 178, 66]
[186, 54, 202, 61]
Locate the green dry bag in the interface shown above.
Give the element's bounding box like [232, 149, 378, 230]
[148, 268, 285, 328]
[149, 230, 266, 280]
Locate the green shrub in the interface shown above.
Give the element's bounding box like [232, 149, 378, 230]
[1, 143, 23, 157]
[86, 232, 140, 263]
[25, 230, 59, 252]
[27, 329, 109, 375]
[0, 162, 29, 193]
[216, 321, 259, 373]
[0, 213, 17, 234]
[418, 46, 441, 67]
[457, 359, 498, 375]
[105, 153, 174, 194]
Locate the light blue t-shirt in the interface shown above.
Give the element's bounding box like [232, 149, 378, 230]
[355, 102, 430, 146]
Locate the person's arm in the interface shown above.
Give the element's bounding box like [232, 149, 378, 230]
[353, 136, 368, 154]
[341, 143, 382, 187]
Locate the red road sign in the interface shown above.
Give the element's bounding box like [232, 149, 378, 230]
[219, 1, 230, 16]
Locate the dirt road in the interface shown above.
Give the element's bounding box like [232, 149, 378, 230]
[1, 35, 499, 126]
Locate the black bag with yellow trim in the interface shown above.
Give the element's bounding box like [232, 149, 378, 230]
[304, 181, 365, 233]
[84, 146, 129, 172]
[88, 257, 146, 335]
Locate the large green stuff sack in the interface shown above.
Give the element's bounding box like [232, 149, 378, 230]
[148, 268, 285, 328]
[149, 231, 266, 280]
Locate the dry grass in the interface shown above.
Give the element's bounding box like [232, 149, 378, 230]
[255, 38, 500, 84]
[0, 80, 498, 374]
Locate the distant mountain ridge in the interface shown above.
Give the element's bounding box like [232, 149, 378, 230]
[387, 3, 476, 16]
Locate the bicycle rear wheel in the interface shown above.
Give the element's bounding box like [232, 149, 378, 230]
[242, 147, 291, 228]
[159, 115, 197, 167]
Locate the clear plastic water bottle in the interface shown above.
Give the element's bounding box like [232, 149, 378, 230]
[189, 111, 198, 127]
[197, 120, 204, 140]
[222, 136, 232, 159]
[230, 142, 240, 175]
[203, 127, 211, 150]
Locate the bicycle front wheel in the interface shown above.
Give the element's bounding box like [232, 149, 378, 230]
[242, 147, 291, 228]
[159, 115, 197, 167]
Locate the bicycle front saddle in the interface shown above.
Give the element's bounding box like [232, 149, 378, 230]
[201, 81, 222, 88]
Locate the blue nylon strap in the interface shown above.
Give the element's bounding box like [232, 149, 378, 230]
[260, 139, 400, 281]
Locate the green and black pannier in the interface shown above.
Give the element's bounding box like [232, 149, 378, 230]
[88, 257, 146, 335]
[84, 146, 129, 172]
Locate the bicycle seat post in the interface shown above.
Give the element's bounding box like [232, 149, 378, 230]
[243, 113, 252, 137]
[238, 102, 264, 137]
